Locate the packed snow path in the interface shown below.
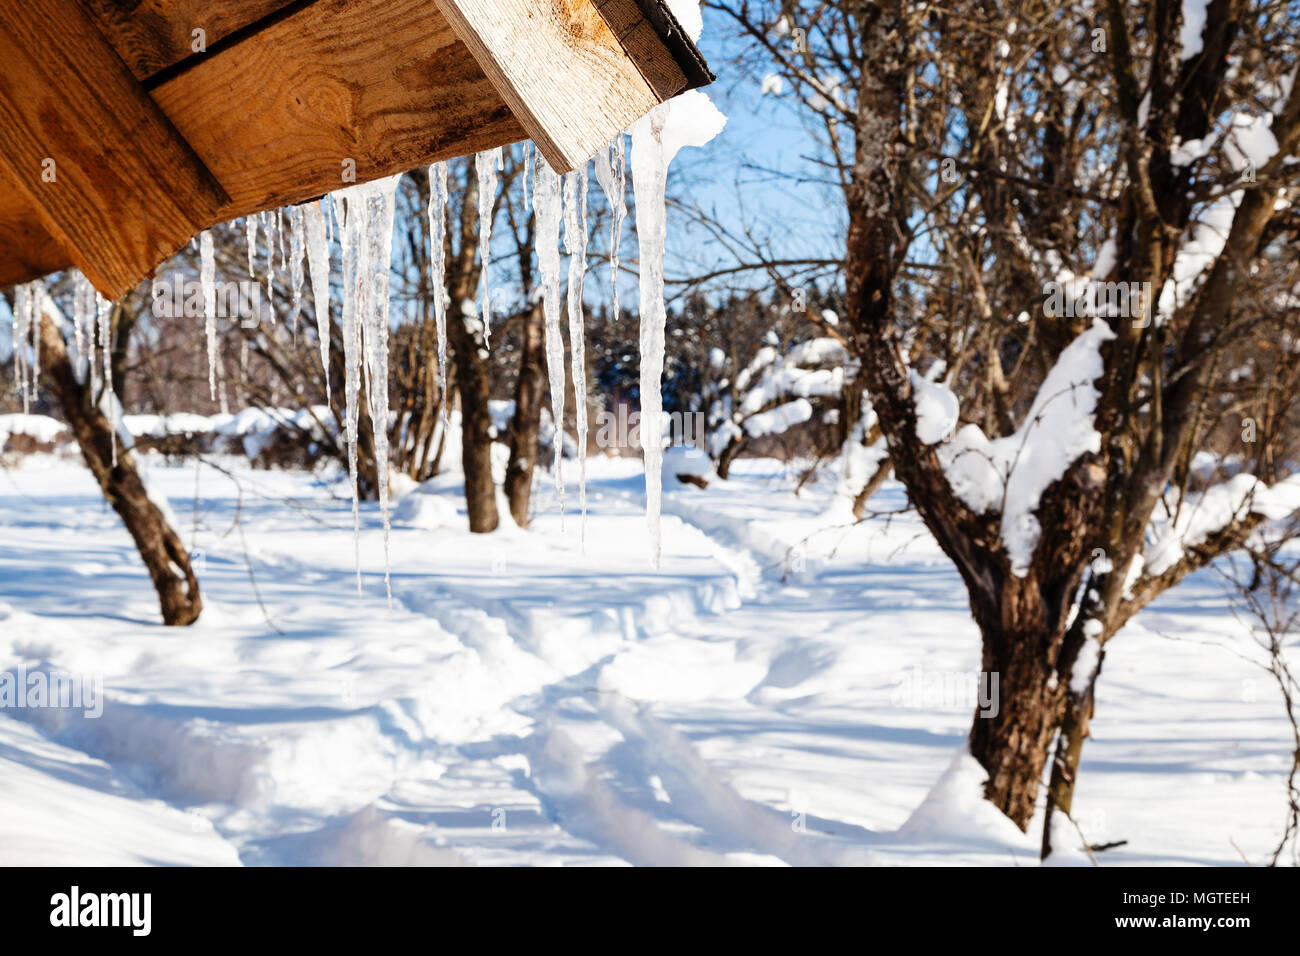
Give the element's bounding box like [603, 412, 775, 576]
[0, 455, 1292, 866]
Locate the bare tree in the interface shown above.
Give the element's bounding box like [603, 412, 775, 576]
[709, 0, 1300, 845]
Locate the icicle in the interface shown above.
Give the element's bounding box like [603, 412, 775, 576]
[71, 270, 92, 374]
[474, 147, 502, 346]
[362, 179, 399, 604]
[277, 207, 287, 272]
[631, 104, 671, 566]
[563, 166, 590, 541]
[594, 134, 627, 321]
[336, 174, 402, 599]
[534, 152, 566, 520]
[304, 200, 332, 403]
[523, 142, 533, 212]
[12, 283, 30, 413]
[245, 215, 258, 278]
[200, 229, 218, 400]
[338, 194, 365, 594]
[96, 292, 117, 466]
[288, 204, 306, 336]
[261, 210, 277, 319]
[427, 161, 450, 422]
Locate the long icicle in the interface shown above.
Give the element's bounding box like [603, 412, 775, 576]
[427, 161, 450, 423]
[96, 292, 117, 466]
[534, 152, 566, 523]
[593, 134, 627, 321]
[362, 178, 400, 604]
[12, 283, 30, 413]
[631, 104, 671, 566]
[200, 229, 217, 400]
[288, 204, 306, 338]
[338, 190, 365, 594]
[304, 200, 332, 404]
[563, 166, 590, 542]
[474, 147, 502, 346]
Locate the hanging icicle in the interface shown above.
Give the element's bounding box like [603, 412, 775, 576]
[304, 200, 332, 403]
[534, 152, 566, 522]
[474, 147, 502, 346]
[335, 174, 402, 599]
[12, 283, 31, 413]
[630, 105, 670, 565]
[427, 161, 450, 422]
[563, 166, 590, 541]
[96, 291, 117, 466]
[287, 204, 306, 336]
[594, 134, 627, 321]
[200, 229, 218, 400]
[245, 215, 258, 278]
[72, 271, 94, 376]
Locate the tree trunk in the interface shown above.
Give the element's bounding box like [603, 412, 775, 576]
[37, 307, 202, 626]
[504, 299, 546, 527]
[967, 615, 1066, 829]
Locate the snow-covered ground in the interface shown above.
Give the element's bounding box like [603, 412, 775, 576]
[0, 451, 1291, 866]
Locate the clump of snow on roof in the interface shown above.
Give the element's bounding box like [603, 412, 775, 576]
[938, 319, 1115, 575]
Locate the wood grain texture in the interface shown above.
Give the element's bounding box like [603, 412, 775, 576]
[150, 0, 527, 216]
[0, 0, 228, 298]
[82, 0, 298, 81]
[434, 0, 662, 171]
[592, 0, 689, 100]
[0, 0, 526, 291]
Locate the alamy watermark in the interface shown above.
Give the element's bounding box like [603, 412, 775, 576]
[593, 405, 706, 452]
[152, 271, 263, 327]
[1043, 280, 1153, 327]
[0, 666, 102, 718]
[890, 666, 1000, 718]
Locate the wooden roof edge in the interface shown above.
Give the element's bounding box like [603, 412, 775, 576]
[634, 0, 715, 93]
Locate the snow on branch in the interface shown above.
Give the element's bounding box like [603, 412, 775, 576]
[917, 319, 1116, 576]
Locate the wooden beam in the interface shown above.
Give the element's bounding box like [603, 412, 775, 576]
[0, 0, 526, 291]
[83, 0, 300, 82]
[0, 0, 229, 299]
[150, 0, 527, 217]
[434, 0, 664, 172]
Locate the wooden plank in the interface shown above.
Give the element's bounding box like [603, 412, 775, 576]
[434, 0, 663, 172]
[0, 0, 526, 290]
[82, 0, 300, 81]
[150, 0, 528, 216]
[0, 0, 229, 298]
[0, 191, 72, 288]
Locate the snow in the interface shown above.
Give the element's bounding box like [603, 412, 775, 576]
[0, 412, 67, 446]
[1, 452, 1291, 866]
[743, 398, 813, 438]
[910, 371, 959, 444]
[1179, 0, 1211, 60]
[938, 319, 1115, 575]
